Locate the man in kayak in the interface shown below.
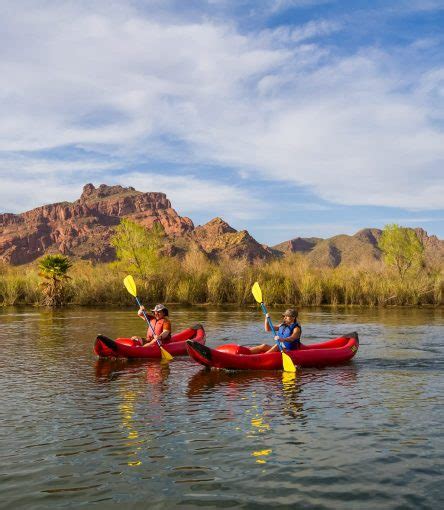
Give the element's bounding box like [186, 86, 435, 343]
[249, 308, 301, 354]
[131, 304, 172, 347]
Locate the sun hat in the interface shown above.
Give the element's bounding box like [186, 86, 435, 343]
[282, 308, 298, 318]
[151, 304, 169, 316]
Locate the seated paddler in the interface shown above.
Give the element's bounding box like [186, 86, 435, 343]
[249, 308, 301, 354]
[132, 303, 172, 347]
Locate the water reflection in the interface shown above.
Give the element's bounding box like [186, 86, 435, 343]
[94, 358, 170, 385]
[186, 368, 278, 398]
[186, 368, 310, 464]
[281, 372, 306, 421]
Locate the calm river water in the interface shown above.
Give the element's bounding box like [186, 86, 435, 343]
[0, 306, 443, 509]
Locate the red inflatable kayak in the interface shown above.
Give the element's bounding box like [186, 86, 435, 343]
[186, 332, 359, 370]
[94, 324, 206, 358]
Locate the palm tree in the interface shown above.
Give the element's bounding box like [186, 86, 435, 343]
[38, 254, 72, 306]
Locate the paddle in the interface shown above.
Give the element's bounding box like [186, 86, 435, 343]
[251, 282, 296, 373]
[123, 275, 173, 362]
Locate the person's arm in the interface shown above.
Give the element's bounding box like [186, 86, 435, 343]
[157, 319, 171, 341]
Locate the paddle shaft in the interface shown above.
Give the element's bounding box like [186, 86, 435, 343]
[260, 302, 284, 353]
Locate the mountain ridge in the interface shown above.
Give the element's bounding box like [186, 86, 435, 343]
[1, 183, 442, 267]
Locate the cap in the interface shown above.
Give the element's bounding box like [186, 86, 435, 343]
[282, 308, 298, 318]
[151, 304, 169, 316]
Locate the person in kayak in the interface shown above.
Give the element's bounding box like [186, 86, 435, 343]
[249, 308, 301, 354]
[132, 304, 172, 347]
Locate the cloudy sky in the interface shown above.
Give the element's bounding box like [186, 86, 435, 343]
[1, 0, 443, 244]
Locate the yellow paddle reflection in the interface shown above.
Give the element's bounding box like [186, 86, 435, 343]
[252, 449, 272, 464]
[118, 389, 143, 467]
[245, 392, 273, 464]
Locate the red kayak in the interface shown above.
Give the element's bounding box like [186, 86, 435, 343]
[186, 332, 359, 370]
[94, 324, 206, 359]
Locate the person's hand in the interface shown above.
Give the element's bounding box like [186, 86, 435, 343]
[274, 335, 280, 342]
[265, 313, 270, 318]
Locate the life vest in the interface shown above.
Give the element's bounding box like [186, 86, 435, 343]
[147, 317, 171, 343]
[277, 321, 301, 350]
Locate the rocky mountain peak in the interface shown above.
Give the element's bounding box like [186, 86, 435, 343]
[80, 183, 139, 201]
[192, 217, 273, 261]
[353, 228, 382, 246]
[195, 217, 237, 237]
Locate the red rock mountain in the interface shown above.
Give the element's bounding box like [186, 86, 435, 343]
[0, 184, 194, 264]
[0, 183, 271, 264]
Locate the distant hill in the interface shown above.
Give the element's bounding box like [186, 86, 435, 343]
[1, 183, 442, 267]
[273, 228, 444, 268]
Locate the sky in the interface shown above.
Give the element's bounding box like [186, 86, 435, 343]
[1, 0, 443, 245]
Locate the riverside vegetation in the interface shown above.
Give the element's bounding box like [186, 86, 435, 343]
[0, 221, 442, 307]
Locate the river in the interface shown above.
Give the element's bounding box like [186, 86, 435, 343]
[0, 306, 443, 509]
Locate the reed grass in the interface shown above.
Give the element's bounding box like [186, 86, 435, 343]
[0, 255, 442, 307]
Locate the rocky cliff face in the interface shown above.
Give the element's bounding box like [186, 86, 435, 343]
[0, 184, 194, 264]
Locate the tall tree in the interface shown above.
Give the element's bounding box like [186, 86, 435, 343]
[38, 254, 72, 306]
[378, 224, 424, 280]
[111, 219, 166, 280]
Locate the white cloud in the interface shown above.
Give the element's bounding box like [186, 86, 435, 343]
[0, 177, 85, 212]
[0, 0, 443, 216]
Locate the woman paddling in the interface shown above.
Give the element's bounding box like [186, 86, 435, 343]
[132, 304, 172, 347]
[249, 308, 301, 354]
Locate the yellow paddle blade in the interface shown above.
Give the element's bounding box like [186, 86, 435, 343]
[252, 281, 263, 303]
[123, 275, 137, 297]
[160, 346, 174, 362]
[282, 352, 296, 373]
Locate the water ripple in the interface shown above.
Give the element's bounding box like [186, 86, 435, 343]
[1, 306, 443, 509]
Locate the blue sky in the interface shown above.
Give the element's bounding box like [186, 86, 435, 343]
[1, 0, 443, 244]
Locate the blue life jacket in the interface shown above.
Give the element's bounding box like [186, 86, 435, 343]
[278, 322, 301, 350]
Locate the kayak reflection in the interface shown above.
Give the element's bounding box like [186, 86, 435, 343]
[94, 358, 170, 385]
[186, 368, 278, 398]
[186, 368, 307, 422]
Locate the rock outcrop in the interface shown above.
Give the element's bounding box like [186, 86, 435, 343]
[0, 183, 194, 264]
[193, 217, 274, 261]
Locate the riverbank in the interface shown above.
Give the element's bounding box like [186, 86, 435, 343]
[1, 254, 442, 307]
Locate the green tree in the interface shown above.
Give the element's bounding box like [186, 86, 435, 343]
[378, 224, 424, 280]
[38, 254, 72, 306]
[111, 219, 166, 280]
